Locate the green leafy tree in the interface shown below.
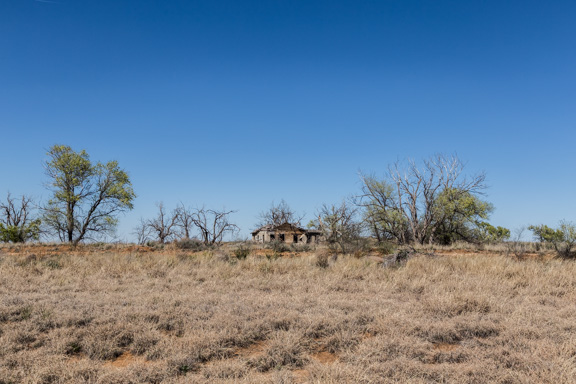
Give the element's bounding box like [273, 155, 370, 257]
[529, 222, 576, 258]
[360, 154, 489, 245]
[477, 222, 511, 243]
[430, 188, 506, 244]
[528, 224, 558, 243]
[42, 145, 135, 245]
[0, 193, 41, 243]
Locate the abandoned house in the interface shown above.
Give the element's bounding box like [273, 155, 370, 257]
[251, 223, 322, 244]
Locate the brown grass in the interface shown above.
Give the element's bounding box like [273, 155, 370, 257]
[0, 243, 574, 383]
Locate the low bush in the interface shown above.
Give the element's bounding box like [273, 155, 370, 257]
[529, 221, 576, 259]
[290, 243, 312, 253]
[315, 253, 331, 268]
[376, 241, 396, 255]
[233, 244, 251, 260]
[266, 240, 290, 253]
[173, 238, 209, 251]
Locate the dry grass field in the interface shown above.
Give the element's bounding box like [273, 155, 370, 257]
[0, 243, 575, 383]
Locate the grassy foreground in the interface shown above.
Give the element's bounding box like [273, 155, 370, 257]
[0, 244, 575, 383]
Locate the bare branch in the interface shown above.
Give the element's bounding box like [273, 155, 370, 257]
[0, 193, 41, 243]
[360, 154, 488, 245]
[175, 203, 195, 239]
[256, 200, 304, 228]
[144, 202, 180, 244]
[189, 207, 238, 245]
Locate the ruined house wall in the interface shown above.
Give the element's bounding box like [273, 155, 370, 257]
[252, 227, 321, 244]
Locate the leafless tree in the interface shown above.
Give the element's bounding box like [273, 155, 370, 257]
[189, 207, 238, 245]
[0, 193, 41, 243]
[506, 226, 528, 260]
[317, 199, 364, 253]
[360, 176, 410, 244]
[132, 217, 153, 245]
[360, 154, 487, 245]
[1, 193, 33, 228]
[257, 199, 304, 227]
[175, 203, 195, 239]
[145, 202, 180, 244]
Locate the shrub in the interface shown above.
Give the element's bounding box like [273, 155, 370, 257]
[382, 247, 419, 268]
[504, 227, 529, 260]
[233, 244, 251, 260]
[529, 221, 576, 259]
[290, 243, 312, 253]
[145, 240, 164, 250]
[315, 253, 330, 268]
[214, 251, 232, 263]
[506, 241, 529, 260]
[376, 241, 396, 255]
[65, 341, 82, 355]
[247, 333, 307, 372]
[266, 240, 290, 253]
[0, 222, 41, 243]
[173, 238, 207, 251]
[265, 252, 280, 262]
[44, 258, 62, 270]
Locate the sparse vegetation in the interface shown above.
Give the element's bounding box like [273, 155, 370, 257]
[529, 221, 576, 258]
[290, 242, 313, 253]
[0, 243, 574, 383]
[266, 240, 290, 254]
[173, 237, 209, 251]
[233, 243, 251, 260]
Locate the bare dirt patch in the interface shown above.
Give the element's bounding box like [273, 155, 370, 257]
[104, 351, 148, 368]
[233, 340, 268, 359]
[312, 350, 338, 364]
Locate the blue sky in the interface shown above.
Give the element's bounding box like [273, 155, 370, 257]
[1, 0, 575, 241]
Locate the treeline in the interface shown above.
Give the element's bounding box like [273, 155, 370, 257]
[1, 145, 575, 258]
[132, 203, 238, 246]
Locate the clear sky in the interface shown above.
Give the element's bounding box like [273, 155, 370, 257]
[1, 0, 575, 241]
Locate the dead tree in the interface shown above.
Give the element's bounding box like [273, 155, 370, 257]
[190, 207, 238, 245]
[0, 193, 41, 243]
[133, 217, 153, 245]
[317, 200, 364, 253]
[175, 203, 195, 239]
[257, 199, 304, 227]
[145, 202, 180, 244]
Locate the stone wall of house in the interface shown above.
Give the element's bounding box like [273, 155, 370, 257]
[253, 230, 320, 244]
